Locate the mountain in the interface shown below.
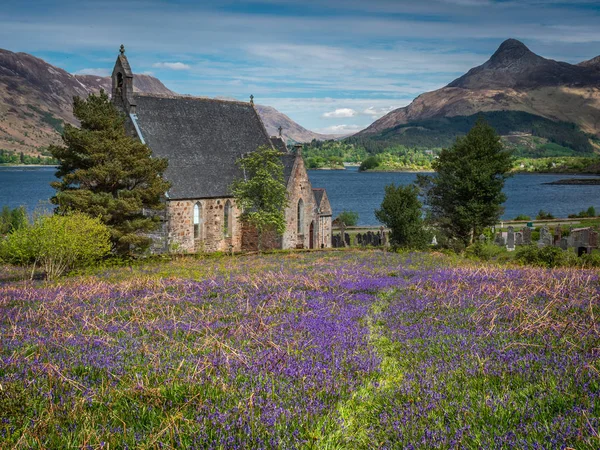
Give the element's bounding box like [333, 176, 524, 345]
[254, 104, 338, 143]
[0, 48, 329, 156]
[357, 39, 600, 145]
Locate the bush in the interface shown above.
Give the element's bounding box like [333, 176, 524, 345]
[568, 206, 596, 219]
[465, 241, 507, 261]
[336, 211, 359, 227]
[513, 214, 531, 221]
[0, 212, 111, 279]
[515, 245, 577, 268]
[536, 210, 554, 220]
[0, 206, 28, 235]
[359, 156, 380, 172]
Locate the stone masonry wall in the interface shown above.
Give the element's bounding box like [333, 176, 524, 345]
[167, 198, 242, 253]
[282, 156, 318, 249]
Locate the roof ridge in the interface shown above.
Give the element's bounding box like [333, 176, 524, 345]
[133, 92, 253, 106]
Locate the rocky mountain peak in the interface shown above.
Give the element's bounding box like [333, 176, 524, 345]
[487, 39, 539, 67]
[578, 55, 600, 69]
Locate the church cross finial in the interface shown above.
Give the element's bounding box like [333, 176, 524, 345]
[250, 94, 254, 105]
[119, 44, 125, 55]
[278, 126, 283, 137]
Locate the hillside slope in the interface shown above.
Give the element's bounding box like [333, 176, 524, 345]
[357, 39, 600, 141]
[0, 48, 332, 155]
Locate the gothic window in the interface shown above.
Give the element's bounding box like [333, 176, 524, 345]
[116, 72, 123, 93]
[193, 202, 202, 239]
[223, 200, 232, 238]
[297, 198, 304, 235]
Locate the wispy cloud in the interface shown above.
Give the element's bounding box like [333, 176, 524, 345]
[152, 62, 191, 70]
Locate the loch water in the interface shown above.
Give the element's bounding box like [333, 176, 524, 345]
[2, 165, 600, 226]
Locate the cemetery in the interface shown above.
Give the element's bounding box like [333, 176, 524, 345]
[492, 224, 599, 255]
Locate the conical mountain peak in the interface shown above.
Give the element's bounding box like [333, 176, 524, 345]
[488, 38, 539, 66]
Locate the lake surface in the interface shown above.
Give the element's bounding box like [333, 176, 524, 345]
[2, 166, 600, 226]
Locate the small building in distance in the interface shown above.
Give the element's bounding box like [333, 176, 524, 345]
[110, 46, 331, 252]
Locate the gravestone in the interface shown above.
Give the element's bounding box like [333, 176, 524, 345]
[344, 233, 350, 247]
[567, 234, 575, 249]
[494, 233, 505, 247]
[381, 228, 387, 247]
[538, 226, 552, 248]
[366, 231, 373, 246]
[357, 233, 363, 246]
[431, 235, 438, 246]
[522, 227, 532, 245]
[506, 226, 515, 251]
[553, 226, 562, 245]
[560, 237, 569, 250]
[515, 232, 523, 246]
[478, 234, 486, 242]
[373, 233, 380, 247]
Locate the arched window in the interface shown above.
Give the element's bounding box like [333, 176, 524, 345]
[223, 200, 232, 237]
[193, 202, 202, 239]
[297, 198, 304, 235]
[116, 72, 123, 93]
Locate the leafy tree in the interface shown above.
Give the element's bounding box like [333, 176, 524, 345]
[336, 210, 359, 227]
[536, 210, 554, 220]
[0, 206, 28, 236]
[375, 184, 429, 249]
[359, 156, 380, 172]
[49, 91, 171, 254]
[230, 145, 288, 251]
[0, 212, 111, 280]
[417, 118, 512, 245]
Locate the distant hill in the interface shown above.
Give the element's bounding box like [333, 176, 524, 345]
[355, 39, 600, 154]
[0, 48, 329, 156]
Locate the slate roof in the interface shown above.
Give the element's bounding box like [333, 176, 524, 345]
[132, 94, 275, 199]
[313, 188, 325, 207]
[270, 136, 288, 153]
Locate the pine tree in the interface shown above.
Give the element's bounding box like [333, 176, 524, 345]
[230, 145, 288, 251]
[49, 91, 171, 254]
[417, 118, 512, 246]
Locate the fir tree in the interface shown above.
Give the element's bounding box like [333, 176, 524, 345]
[417, 118, 513, 246]
[49, 91, 170, 254]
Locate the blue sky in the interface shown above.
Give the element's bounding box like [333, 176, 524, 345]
[2, 0, 599, 134]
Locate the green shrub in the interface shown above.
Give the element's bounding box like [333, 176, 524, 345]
[515, 245, 577, 268]
[465, 241, 507, 261]
[513, 214, 531, 221]
[336, 211, 359, 227]
[536, 210, 554, 220]
[359, 156, 380, 172]
[0, 212, 111, 279]
[0, 206, 28, 235]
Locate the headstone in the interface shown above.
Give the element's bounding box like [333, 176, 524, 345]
[538, 226, 552, 248]
[553, 226, 562, 245]
[559, 237, 569, 250]
[357, 233, 363, 245]
[373, 233, 380, 247]
[522, 227, 532, 245]
[432, 235, 438, 246]
[506, 226, 515, 251]
[567, 234, 575, 249]
[344, 233, 350, 247]
[478, 234, 486, 242]
[381, 229, 387, 247]
[515, 232, 523, 246]
[494, 233, 505, 247]
[366, 231, 373, 246]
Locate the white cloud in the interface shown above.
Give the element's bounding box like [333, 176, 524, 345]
[316, 124, 364, 135]
[73, 68, 110, 76]
[141, 70, 155, 76]
[322, 108, 357, 118]
[362, 106, 396, 118]
[152, 62, 191, 70]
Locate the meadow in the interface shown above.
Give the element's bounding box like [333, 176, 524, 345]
[1, 250, 599, 449]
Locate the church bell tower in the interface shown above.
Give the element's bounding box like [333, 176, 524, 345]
[111, 44, 136, 113]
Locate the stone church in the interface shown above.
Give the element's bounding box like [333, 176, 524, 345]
[110, 46, 332, 253]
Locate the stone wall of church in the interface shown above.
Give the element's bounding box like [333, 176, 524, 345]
[281, 156, 319, 249]
[166, 198, 242, 253]
[318, 215, 332, 249]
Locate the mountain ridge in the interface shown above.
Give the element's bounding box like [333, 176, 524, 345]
[357, 39, 600, 140]
[0, 48, 332, 155]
